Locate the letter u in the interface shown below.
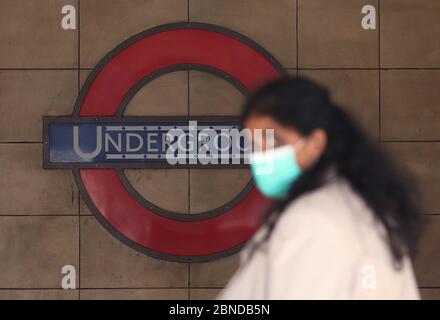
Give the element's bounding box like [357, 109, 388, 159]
[73, 126, 102, 159]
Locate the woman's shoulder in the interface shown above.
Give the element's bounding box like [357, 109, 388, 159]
[279, 177, 356, 222]
[272, 177, 375, 252]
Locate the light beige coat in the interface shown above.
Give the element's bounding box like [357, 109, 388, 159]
[218, 176, 420, 300]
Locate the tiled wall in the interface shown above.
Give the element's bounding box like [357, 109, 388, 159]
[0, 0, 439, 300]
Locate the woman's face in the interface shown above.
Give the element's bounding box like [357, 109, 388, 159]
[244, 114, 327, 170]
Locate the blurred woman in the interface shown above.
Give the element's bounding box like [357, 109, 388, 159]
[218, 77, 424, 300]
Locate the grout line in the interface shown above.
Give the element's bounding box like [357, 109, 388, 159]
[77, 0, 81, 301]
[1, 67, 438, 71]
[287, 67, 440, 71]
[187, 68, 191, 300]
[380, 140, 440, 143]
[0, 287, 225, 290]
[0, 214, 433, 218]
[188, 264, 191, 300]
[186, 0, 191, 290]
[5, 286, 438, 291]
[0, 141, 43, 144]
[78, 194, 81, 298]
[0, 212, 436, 217]
[0, 68, 93, 71]
[186, 1, 192, 300]
[0, 286, 435, 291]
[0, 214, 79, 217]
[187, 0, 190, 22]
[376, 67, 440, 70]
[296, 0, 299, 73]
[378, 0, 381, 69]
[187, 73, 190, 214]
[5, 140, 440, 145]
[187, 70, 191, 214]
[378, 0, 381, 143]
[0, 288, 81, 291]
[378, 69, 381, 143]
[78, 0, 81, 77]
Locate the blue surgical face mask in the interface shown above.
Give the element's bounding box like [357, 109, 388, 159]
[250, 140, 304, 199]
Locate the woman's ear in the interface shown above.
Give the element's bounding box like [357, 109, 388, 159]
[301, 129, 327, 168]
[309, 129, 327, 155]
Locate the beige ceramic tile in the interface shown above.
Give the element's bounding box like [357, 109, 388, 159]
[0, 216, 79, 288]
[189, 69, 245, 116]
[0, 144, 78, 215]
[381, 0, 440, 68]
[298, 0, 379, 68]
[0, 70, 77, 142]
[80, 0, 187, 68]
[190, 254, 239, 287]
[81, 70, 188, 116]
[123, 71, 188, 116]
[190, 288, 222, 300]
[381, 70, 440, 141]
[0, 289, 78, 300]
[414, 216, 440, 287]
[300, 69, 379, 140]
[420, 288, 440, 300]
[80, 288, 187, 300]
[190, 0, 296, 68]
[189, 169, 251, 214]
[80, 196, 92, 216]
[124, 169, 189, 214]
[0, 0, 77, 68]
[80, 216, 188, 288]
[382, 143, 440, 214]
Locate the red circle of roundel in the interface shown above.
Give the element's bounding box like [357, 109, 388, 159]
[74, 23, 284, 262]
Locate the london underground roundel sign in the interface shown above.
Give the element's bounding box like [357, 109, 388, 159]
[43, 23, 285, 262]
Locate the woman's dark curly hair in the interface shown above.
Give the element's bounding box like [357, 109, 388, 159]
[241, 76, 424, 267]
